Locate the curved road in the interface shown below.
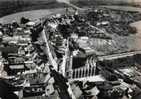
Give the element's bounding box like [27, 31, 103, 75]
[0, 8, 66, 24]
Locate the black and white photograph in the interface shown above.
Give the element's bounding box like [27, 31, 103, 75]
[0, 0, 141, 99]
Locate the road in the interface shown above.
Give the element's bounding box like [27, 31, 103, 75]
[0, 8, 65, 24]
[41, 27, 58, 70]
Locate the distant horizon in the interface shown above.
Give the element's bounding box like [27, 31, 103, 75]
[0, 0, 140, 17]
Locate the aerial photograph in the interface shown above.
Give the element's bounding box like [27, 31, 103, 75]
[0, 0, 141, 99]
